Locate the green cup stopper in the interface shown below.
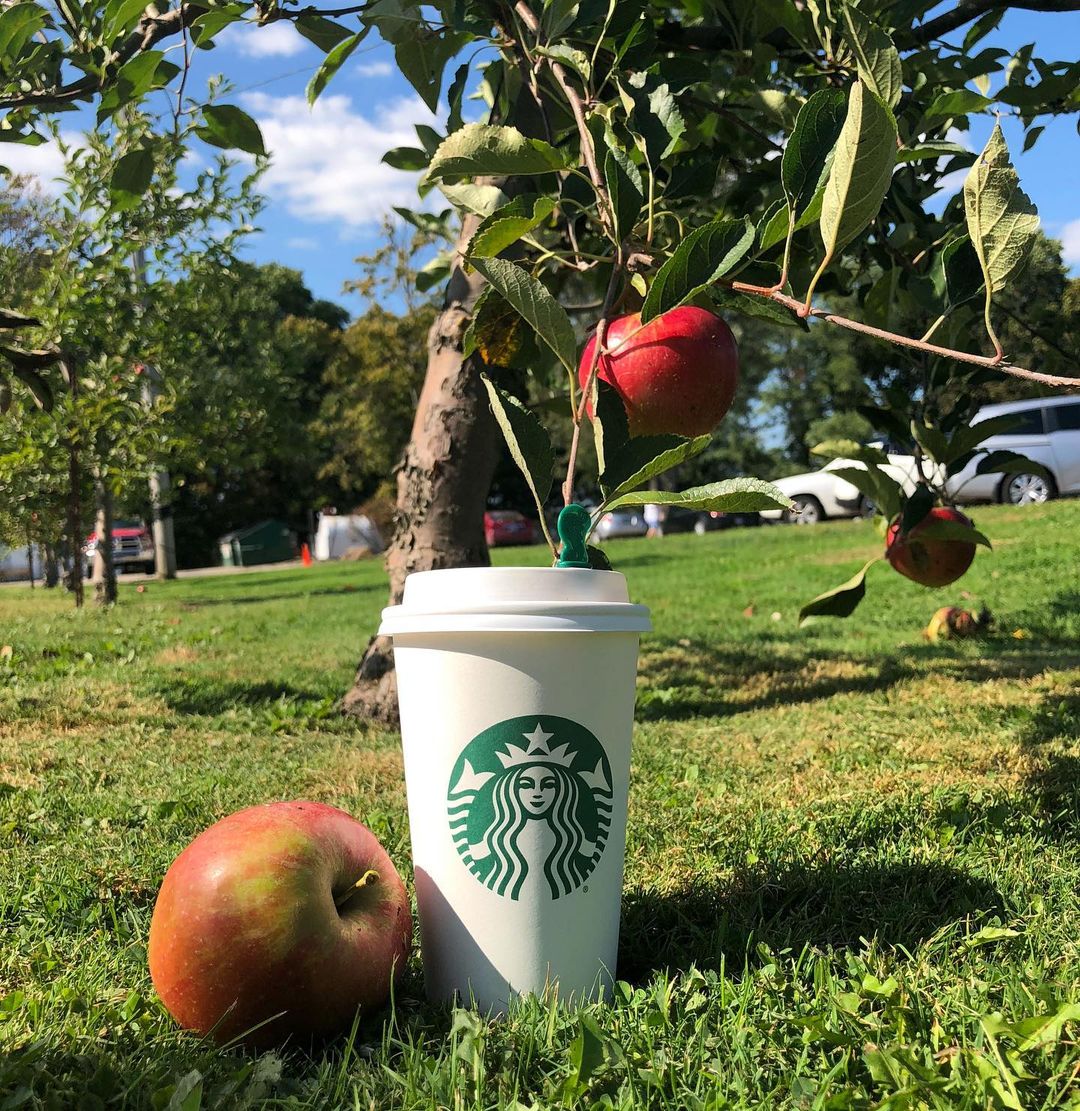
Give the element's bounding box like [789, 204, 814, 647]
[556, 504, 592, 568]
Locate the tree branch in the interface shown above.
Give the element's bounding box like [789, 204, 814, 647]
[727, 281, 1080, 390]
[910, 1, 1080, 45]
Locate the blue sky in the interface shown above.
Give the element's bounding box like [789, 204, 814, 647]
[6, 7, 1079, 318]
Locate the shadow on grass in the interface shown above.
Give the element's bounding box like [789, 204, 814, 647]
[153, 677, 332, 715]
[636, 633, 1080, 721]
[618, 861, 1002, 981]
[1018, 691, 1080, 839]
[178, 583, 381, 608]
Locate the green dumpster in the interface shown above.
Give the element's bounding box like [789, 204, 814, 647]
[216, 520, 297, 567]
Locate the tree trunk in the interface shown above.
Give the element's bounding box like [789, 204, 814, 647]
[64, 358, 84, 608]
[25, 526, 34, 589]
[342, 213, 498, 723]
[92, 477, 117, 606]
[43, 542, 59, 588]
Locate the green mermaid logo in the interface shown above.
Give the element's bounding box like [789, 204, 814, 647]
[447, 715, 613, 900]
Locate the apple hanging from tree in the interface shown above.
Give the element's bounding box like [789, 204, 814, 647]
[578, 306, 739, 437]
[148, 801, 412, 1048]
[886, 506, 977, 588]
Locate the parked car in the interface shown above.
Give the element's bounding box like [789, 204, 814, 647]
[663, 507, 761, 534]
[593, 508, 648, 540]
[84, 519, 155, 575]
[484, 510, 539, 547]
[0, 543, 41, 583]
[760, 451, 921, 525]
[947, 396, 1080, 505]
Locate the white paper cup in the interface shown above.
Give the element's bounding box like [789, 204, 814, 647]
[379, 567, 651, 1013]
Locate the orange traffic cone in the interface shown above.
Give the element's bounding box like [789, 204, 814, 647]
[301, 543, 313, 567]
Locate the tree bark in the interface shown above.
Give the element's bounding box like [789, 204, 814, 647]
[342, 212, 498, 723]
[43, 542, 59, 587]
[92, 477, 117, 606]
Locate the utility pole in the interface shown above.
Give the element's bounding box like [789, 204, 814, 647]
[132, 247, 177, 579]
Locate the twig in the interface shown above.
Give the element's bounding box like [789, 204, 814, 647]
[727, 281, 1080, 389]
[513, 0, 616, 242]
[173, 4, 191, 139]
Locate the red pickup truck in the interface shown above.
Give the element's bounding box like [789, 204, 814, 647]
[85, 519, 155, 575]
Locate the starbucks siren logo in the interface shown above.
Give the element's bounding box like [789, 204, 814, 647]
[447, 715, 613, 901]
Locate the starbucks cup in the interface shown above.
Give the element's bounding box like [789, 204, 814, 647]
[379, 567, 651, 1013]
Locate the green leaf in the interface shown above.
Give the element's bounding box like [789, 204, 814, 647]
[707, 288, 808, 331]
[394, 28, 463, 112]
[424, 124, 568, 183]
[916, 518, 992, 548]
[536, 43, 591, 82]
[190, 9, 242, 47]
[196, 104, 266, 156]
[975, 450, 1050, 480]
[810, 439, 889, 465]
[469, 258, 577, 373]
[964, 123, 1039, 296]
[799, 558, 878, 626]
[829, 466, 903, 521]
[438, 183, 507, 217]
[945, 413, 1023, 460]
[910, 418, 949, 465]
[382, 147, 430, 172]
[97, 50, 174, 124]
[481, 375, 554, 515]
[622, 75, 685, 165]
[414, 253, 451, 293]
[925, 89, 992, 119]
[781, 88, 847, 220]
[542, 0, 580, 40]
[1022, 125, 1045, 153]
[0, 3, 46, 58]
[817, 83, 897, 274]
[985, 1003, 1080, 1052]
[466, 195, 556, 260]
[446, 62, 469, 133]
[841, 4, 902, 109]
[640, 217, 753, 323]
[895, 141, 970, 163]
[604, 138, 643, 244]
[591, 379, 629, 477]
[564, 1015, 607, 1097]
[110, 146, 154, 207]
[934, 235, 984, 312]
[307, 28, 368, 105]
[600, 434, 711, 502]
[102, 0, 147, 43]
[586, 544, 612, 572]
[607, 477, 793, 514]
[294, 13, 351, 52]
[900, 484, 934, 534]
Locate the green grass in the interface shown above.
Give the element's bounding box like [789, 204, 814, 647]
[2, 500, 1080, 1108]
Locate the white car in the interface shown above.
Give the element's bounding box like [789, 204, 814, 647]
[761, 452, 922, 525]
[947, 396, 1080, 505]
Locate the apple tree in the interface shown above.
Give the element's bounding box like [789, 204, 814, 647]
[3, 0, 1080, 698]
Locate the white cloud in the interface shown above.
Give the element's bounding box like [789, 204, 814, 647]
[241, 91, 440, 226]
[356, 61, 394, 77]
[0, 133, 78, 194]
[287, 236, 319, 250]
[1060, 219, 1080, 267]
[224, 21, 308, 58]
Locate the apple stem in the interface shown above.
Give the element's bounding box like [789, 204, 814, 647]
[334, 868, 379, 910]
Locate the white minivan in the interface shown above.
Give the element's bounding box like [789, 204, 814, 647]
[948, 395, 1080, 505]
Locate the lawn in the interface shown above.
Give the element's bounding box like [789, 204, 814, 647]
[2, 500, 1079, 1109]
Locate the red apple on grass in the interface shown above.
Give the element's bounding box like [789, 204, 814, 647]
[578, 305, 739, 437]
[148, 800, 411, 1048]
[886, 506, 977, 588]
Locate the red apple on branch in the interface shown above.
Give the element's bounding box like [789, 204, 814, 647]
[148, 801, 411, 1048]
[886, 506, 977, 588]
[578, 306, 739, 437]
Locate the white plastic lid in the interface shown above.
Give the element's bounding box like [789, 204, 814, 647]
[378, 567, 652, 635]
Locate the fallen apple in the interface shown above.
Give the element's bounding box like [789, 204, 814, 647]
[578, 306, 739, 437]
[886, 506, 976, 588]
[148, 800, 411, 1047]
